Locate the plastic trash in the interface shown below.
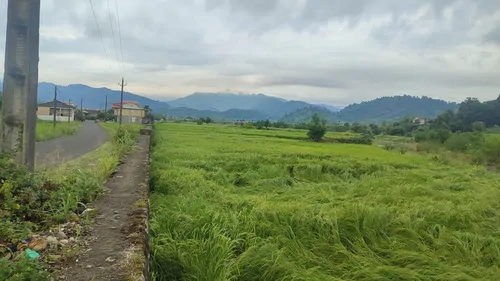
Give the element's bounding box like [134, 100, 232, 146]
[25, 249, 40, 259]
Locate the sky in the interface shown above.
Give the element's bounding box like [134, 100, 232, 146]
[0, 0, 499, 106]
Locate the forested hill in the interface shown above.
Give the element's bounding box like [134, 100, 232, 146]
[280, 106, 338, 124]
[281, 95, 458, 124]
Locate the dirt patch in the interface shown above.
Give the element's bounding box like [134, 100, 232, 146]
[56, 135, 150, 281]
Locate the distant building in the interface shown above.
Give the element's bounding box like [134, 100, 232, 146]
[111, 101, 145, 124]
[37, 100, 76, 121]
[84, 109, 101, 119]
[413, 117, 426, 125]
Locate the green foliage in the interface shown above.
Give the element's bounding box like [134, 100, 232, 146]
[34, 120, 81, 142]
[0, 123, 140, 279]
[281, 106, 337, 124]
[243, 122, 254, 129]
[306, 113, 326, 142]
[74, 109, 85, 121]
[339, 95, 457, 124]
[96, 109, 115, 121]
[331, 134, 374, 145]
[150, 123, 500, 280]
[443, 132, 484, 152]
[144, 105, 153, 123]
[0, 256, 50, 281]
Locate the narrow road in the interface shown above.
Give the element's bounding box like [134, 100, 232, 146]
[35, 121, 109, 166]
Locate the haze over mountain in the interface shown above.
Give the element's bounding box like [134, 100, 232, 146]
[168, 92, 325, 119]
[1, 81, 459, 124]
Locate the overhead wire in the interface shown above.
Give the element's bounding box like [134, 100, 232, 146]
[114, 0, 125, 72]
[106, 0, 119, 63]
[88, 0, 109, 63]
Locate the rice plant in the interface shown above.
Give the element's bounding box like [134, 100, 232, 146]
[150, 123, 500, 280]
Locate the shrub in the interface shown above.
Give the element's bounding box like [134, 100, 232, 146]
[444, 132, 484, 152]
[416, 141, 441, 153]
[332, 134, 374, 145]
[243, 123, 254, 129]
[480, 136, 500, 165]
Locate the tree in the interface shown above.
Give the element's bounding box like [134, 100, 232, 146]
[369, 123, 381, 135]
[307, 113, 327, 142]
[97, 109, 115, 121]
[264, 119, 270, 129]
[74, 109, 86, 121]
[144, 105, 153, 123]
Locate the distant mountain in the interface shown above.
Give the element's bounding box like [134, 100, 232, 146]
[168, 93, 312, 119]
[35, 82, 171, 113]
[1, 82, 459, 124]
[338, 95, 458, 123]
[282, 95, 458, 124]
[165, 107, 271, 121]
[314, 104, 341, 112]
[280, 106, 338, 124]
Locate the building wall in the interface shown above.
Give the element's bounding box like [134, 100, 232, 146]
[38, 115, 74, 122]
[37, 106, 74, 117]
[113, 108, 145, 118]
[37, 106, 51, 115]
[116, 115, 143, 124]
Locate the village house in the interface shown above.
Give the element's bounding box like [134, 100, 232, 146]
[413, 117, 426, 125]
[36, 100, 76, 121]
[112, 100, 145, 124]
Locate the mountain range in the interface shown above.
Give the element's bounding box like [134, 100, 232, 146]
[0, 81, 458, 124]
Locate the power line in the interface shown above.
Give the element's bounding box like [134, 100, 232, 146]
[88, 0, 109, 61]
[106, 0, 119, 62]
[114, 0, 124, 70]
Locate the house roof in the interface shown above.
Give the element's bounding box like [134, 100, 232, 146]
[111, 100, 143, 109]
[38, 100, 76, 108]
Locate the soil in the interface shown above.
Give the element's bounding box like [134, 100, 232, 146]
[56, 134, 150, 281]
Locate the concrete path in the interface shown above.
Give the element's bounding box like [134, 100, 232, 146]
[35, 121, 109, 166]
[56, 134, 150, 281]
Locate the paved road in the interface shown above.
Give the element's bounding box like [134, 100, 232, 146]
[35, 121, 109, 166]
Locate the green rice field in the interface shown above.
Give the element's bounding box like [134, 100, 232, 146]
[150, 122, 500, 280]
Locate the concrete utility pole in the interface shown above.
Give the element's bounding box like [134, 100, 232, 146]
[80, 98, 83, 121]
[52, 86, 57, 128]
[1, 0, 41, 171]
[68, 98, 71, 122]
[118, 77, 126, 128]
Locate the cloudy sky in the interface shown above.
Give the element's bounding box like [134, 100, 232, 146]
[0, 0, 499, 106]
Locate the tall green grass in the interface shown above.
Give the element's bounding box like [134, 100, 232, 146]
[0, 117, 81, 142]
[35, 120, 81, 141]
[150, 123, 500, 280]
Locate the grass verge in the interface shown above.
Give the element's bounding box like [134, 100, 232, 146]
[35, 120, 82, 142]
[0, 123, 141, 281]
[150, 122, 500, 280]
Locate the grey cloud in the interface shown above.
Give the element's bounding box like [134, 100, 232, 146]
[2, 0, 500, 105]
[484, 26, 500, 45]
[260, 75, 350, 89]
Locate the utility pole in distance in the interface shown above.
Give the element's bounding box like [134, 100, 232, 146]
[1, 0, 41, 171]
[118, 77, 127, 128]
[52, 86, 57, 128]
[104, 95, 108, 121]
[68, 98, 71, 122]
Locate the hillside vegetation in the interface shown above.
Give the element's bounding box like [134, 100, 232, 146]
[281, 95, 457, 124]
[150, 123, 500, 280]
